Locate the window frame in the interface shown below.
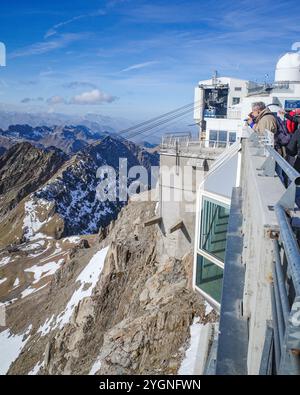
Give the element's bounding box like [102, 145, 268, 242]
[197, 192, 230, 268]
[196, 254, 224, 304]
[229, 132, 237, 143]
[232, 97, 241, 105]
[209, 130, 228, 144]
[194, 191, 231, 309]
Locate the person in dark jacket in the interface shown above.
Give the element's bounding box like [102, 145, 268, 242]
[279, 108, 300, 131]
[286, 127, 300, 172]
[286, 126, 300, 206]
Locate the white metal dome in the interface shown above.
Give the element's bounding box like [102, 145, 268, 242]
[275, 51, 300, 82]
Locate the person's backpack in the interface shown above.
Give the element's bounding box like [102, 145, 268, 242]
[286, 110, 297, 133]
[274, 115, 291, 146]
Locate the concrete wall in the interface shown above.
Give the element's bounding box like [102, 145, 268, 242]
[240, 139, 286, 374]
[158, 148, 220, 259]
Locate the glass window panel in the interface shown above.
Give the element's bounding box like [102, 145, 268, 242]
[229, 132, 236, 143]
[218, 130, 228, 142]
[209, 130, 218, 141]
[196, 255, 223, 303]
[232, 97, 240, 105]
[199, 198, 230, 262]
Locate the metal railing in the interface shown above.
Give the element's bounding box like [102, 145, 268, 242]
[227, 108, 242, 120]
[266, 145, 300, 186]
[161, 132, 191, 148]
[267, 206, 300, 374]
[251, 130, 300, 209]
[247, 82, 290, 95]
[160, 133, 233, 151]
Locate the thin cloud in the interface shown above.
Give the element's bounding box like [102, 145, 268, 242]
[45, 9, 106, 38]
[47, 95, 65, 105]
[19, 80, 38, 86]
[62, 81, 98, 89]
[21, 97, 44, 103]
[106, 0, 130, 8]
[120, 61, 159, 72]
[10, 33, 88, 59]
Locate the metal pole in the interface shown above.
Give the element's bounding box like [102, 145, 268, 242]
[273, 239, 290, 320]
[272, 261, 285, 347]
[271, 284, 281, 372]
[275, 205, 300, 296]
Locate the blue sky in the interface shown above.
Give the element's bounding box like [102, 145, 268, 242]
[0, 0, 300, 121]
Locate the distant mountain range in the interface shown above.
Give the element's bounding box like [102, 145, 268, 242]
[0, 109, 197, 148]
[0, 124, 110, 154]
[0, 110, 134, 133]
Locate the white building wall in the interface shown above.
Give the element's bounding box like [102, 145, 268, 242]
[226, 78, 248, 109]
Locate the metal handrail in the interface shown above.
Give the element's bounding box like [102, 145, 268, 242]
[160, 138, 232, 150]
[258, 207, 300, 375]
[273, 239, 290, 319]
[274, 204, 300, 296]
[264, 206, 300, 374]
[265, 145, 300, 186]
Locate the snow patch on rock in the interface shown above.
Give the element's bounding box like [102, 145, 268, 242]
[0, 257, 11, 268]
[204, 301, 214, 316]
[89, 355, 102, 375]
[56, 246, 109, 329]
[13, 278, 20, 288]
[37, 246, 110, 334]
[28, 359, 44, 375]
[0, 325, 32, 375]
[62, 236, 81, 243]
[23, 198, 52, 239]
[25, 259, 64, 284]
[178, 317, 203, 375]
[21, 283, 48, 299]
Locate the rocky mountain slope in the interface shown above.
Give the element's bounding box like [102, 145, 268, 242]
[0, 133, 214, 375]
[0, 136, 159, 246]
[0, 196, 215, 375]
[0, 143, 67, 218]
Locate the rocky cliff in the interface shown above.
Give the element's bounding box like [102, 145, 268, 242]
[0, 197, 215, 375]
[0, 142, 67, 218]
[0, 134, 215, 375]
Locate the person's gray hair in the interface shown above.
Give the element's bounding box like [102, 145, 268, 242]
[252, 101, 266, 111]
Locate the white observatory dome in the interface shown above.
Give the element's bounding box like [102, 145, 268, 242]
[275, 52, 300, 82]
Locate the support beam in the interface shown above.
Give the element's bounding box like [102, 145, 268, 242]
[144, 216, 162, 227]
[169, 220, 184, 233]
